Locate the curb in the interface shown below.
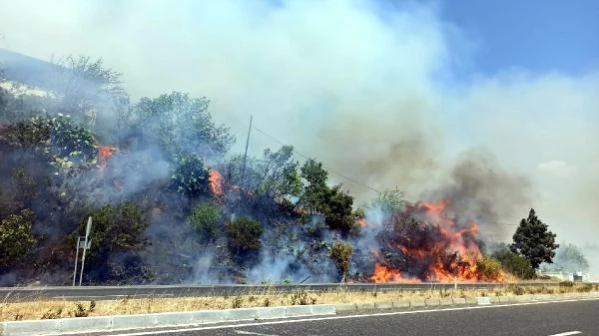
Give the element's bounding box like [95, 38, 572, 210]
[2, 292, 599, 336]
[0, 305, 336, 336]
[333, 291, 599, 313]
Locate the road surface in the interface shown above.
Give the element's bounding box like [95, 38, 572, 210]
[86, 298, 599, 336]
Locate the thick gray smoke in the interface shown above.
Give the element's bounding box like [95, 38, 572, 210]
[1, 0, 598, 276]
[425, 149, 533, 241]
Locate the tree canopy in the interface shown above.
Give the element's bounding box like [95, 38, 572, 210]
[131, 92, 234, 158]
[549, 243, 590, 273]
[510, 208, 559, 269]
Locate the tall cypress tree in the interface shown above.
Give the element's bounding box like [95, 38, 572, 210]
[510, 208, 559, 269]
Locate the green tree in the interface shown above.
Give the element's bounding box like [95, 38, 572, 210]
[372, 187, 405, 212]
[218, 146, 303, 216]
[299, 159, 355, 234]
[330, 241, 353, 282]
[0, 209, 37, 272]
[225, 216, 263, 257]
[49, 113, 97, 163]
[190, 202, 222, 242]
[552, 243, 590, 273]
[171, 153, 211, 198]
[353, 207, 365, 220]
[299, 159, 329, 213]
[510, 208, 559, 269]
[52, 55, 125, 107]
[322, 186, 355, 233]
[132, 92, 234, 157]
[492, 248, 536, 279]
[48, 55, 129, 144]
[0, 113, 97, 168]
[256, 146, 302, 201]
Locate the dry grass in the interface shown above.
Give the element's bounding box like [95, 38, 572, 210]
[0, 284, 597, 322]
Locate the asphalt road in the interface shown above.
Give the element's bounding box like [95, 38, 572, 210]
[0, 282, 567, 301]
[88, 299, 599, 336]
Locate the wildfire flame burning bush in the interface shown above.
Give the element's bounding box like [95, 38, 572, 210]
[371, 199, 508, 283]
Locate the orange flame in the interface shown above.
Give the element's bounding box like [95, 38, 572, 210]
[371, 199, 508, 283]
[357, 218, 367, 229]
[209, 169, 223, 198]
[98, 146, 117, 175]
[371, 264, 422, 283]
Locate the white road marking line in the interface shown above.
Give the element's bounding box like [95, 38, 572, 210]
[235, 330, 279, 336]
[548, 332, 582, 336]
[52, 297, 599, 336]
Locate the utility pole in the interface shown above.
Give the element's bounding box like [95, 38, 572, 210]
[240, 115, 253, 189]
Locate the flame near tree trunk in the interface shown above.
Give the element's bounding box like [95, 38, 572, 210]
[209, 169, 223, 198]
[98, 146, 117, 175]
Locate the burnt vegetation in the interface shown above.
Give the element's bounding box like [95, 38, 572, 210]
[0, 53, 573, 286]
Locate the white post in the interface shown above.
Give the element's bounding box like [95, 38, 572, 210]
[78, 217, 92, 286]
[72, 237, 81, 286]
[78, 238, 88, 286]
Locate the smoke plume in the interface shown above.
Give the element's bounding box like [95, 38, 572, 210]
[0, 0, 598, 275]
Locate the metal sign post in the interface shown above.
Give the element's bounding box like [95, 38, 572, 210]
[72, 217, 92, 286]
[72, 237, 82, 286]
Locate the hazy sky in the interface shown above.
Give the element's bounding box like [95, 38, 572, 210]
[0, 0, 598, 248]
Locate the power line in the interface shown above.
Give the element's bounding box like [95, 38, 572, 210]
[232, 120, 527, 227]
[243, 123, 531, 228]
[251, 124, 383, 194]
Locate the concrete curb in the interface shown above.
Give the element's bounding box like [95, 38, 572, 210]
[333, 291, 599, 313]
[2, 292, 599, 336]
[0, 304, 336, 336]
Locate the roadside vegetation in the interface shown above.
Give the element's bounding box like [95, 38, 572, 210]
[0, 54, 587, 286]
[0, 283, 597, 322]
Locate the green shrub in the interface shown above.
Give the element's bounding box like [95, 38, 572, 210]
[0, 113, 96, 164]
[74, 203, 148, 283]
[79, 203, 147, 258]
[189, 202, 221, 242]
[0, 209, 37, 271]
[290, 291, 310, 305]
[512, 286, 525, 295]
[492, 248, 536, 279]
[41, 308, 63, 320]
[232, 296, 243, 309]
[577, 284, 593, 293]
[475, 256, 502, 280]
[225, 216, 263, 256]
[559, 280, 574, 287]
[71, 301, 96, 317]
[329, 241, 353, 281]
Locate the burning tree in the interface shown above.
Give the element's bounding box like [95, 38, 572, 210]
[371, 199, 506, 283]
